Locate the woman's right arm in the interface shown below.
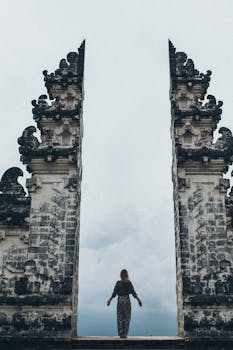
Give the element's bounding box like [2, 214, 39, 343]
[130, 282, 142, 306]
[136, 296, 142, 306]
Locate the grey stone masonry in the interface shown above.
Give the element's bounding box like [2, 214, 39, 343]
[0, 41, 85, 338]
[169, 40, 233, 338]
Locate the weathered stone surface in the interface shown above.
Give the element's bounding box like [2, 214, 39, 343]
[170, 41, 233, 338]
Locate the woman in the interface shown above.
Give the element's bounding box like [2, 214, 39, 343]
[107, 269, 142, 338]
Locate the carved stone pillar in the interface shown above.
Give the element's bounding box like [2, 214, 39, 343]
[170, 41, 233, 339]
[0, 41, 85, 338]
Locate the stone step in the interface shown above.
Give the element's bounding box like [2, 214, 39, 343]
[0, 336, 185, 349]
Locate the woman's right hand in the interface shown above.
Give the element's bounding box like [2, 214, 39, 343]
[107, 299, 111, 306]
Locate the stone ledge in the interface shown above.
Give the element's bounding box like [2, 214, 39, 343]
[185, 294, 233, 306]
[185, 337, 233, 350]
[0, 294, 69, 305]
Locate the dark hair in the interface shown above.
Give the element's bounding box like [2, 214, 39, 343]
[120, 269, 129, 281]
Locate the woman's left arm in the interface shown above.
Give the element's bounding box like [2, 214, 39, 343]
[107, 281, 119, 306]
[107, 297, 113, 306]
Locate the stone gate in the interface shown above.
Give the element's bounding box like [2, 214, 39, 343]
[0, 40, 233, 349]
[0, 41, 85, 337]
[170, 41, 233, 339]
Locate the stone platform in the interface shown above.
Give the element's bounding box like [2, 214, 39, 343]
[73, 336, 184, 348]
[0, 336, 184, 349]
[2, 336, 233, 349]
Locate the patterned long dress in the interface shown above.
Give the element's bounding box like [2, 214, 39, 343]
[111, 280, 137, 338]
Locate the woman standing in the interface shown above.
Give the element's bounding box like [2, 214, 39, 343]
[107, 269, 142, 338]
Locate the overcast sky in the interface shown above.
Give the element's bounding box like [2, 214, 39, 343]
[0, 0, 233, 336]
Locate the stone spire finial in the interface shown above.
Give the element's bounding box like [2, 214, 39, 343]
[18, 41, 85, 171]
[169, 40, 212, 94]
[43, 40, 85, 96]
